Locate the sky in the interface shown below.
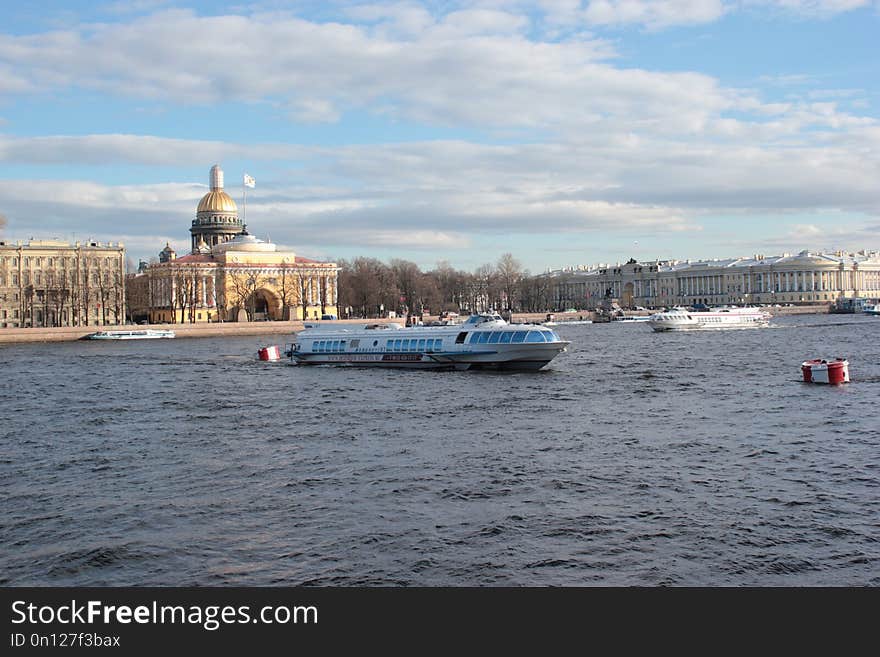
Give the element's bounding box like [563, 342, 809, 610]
[0, 0, 878, 273]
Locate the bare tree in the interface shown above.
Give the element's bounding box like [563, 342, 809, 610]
[390, 259, 421, 319]
[472, 264, 497, 312]
[430, 260, 469, 313]
[124, 273, 150, 323]
[338, 257, 398, 318]
[294, 268, 313, 321]
[496, 253, 524, 313]
[97, 270, 113, 325]
[225, 268, 263, 321]
[277, 263, 297, 320]
[23, 284, 34, 327]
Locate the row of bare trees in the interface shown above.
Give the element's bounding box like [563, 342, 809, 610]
[335, 253, 556, 319]
[16, 267, 124, 327]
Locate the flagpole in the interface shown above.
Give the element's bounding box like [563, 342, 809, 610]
[242, 180, 247, 230]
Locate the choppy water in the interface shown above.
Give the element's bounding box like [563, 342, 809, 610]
[1, 313, 878, 586]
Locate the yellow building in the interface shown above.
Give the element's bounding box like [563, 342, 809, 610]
[147, 165, 338, 323]
[0, 238, 126, 328]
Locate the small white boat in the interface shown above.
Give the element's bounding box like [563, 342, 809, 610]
[85, 329, 176, 340]
[647, 307, 769, 332]
[864, 304, 880, 316]
[611, 315, 650, 324]
[289, 312, 569, 370]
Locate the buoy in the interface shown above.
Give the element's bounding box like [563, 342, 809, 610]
[258, 345, 282, 361]
[801, 358, 849, 384]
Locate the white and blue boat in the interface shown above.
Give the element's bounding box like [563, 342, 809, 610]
[288, 313, 568, 370]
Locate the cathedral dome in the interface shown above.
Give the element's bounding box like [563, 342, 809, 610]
[197, 190, 237, 213]
[190, 164, 242, 254]
[196, 164, 237, 213]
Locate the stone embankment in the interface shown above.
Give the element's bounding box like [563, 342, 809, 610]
[0, 304, 831, 344]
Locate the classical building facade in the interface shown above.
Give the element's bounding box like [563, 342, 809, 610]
[145, 165, 338, 323]
[546, 250, 880, 310]
[0, 239, 126, 328]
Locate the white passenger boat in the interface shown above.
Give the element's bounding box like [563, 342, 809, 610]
[647, 307, 769, 332]
[84, 329, 176, 340]
[864, 304, 880, 316]
[289, 313, 569, 370]
[611, 315, 650, 324]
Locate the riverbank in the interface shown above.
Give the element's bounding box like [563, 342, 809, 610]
[0, 322, 302, 344]
[0, 304, 832, 344]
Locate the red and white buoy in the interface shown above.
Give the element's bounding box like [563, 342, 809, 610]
[801, 358, 849, 384]
[258, 345, 282, 361]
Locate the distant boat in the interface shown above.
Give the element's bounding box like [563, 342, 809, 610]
[611, 315, 650, 324]
[647, 307, 769, 332]
[863, 304, 880, 316]
[84, 329, 175, 340]
[831, 297, 869, 314]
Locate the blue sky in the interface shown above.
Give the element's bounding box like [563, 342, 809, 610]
[0, 1, 877, 272]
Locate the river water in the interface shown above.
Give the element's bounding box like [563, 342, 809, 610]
[1, 313, 878, 586]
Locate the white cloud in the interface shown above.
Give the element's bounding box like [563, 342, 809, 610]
[746, 0, 872, 18]
[583, 0, 727, 29]
[0, 134, 308, 165]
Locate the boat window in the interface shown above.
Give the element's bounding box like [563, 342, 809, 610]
[455, 332, 468, 344]
[486, 331, 499, 343]
[418, 339, 426, 350]
[350, 339, 359, 349]
[512, 331, 526, 343]
[525, 331, 546, 343]
[499, 331, 513, 343]
[540, 330, 557, 342]
[386, 339, 393, 349]
[394, 339, 402, 350]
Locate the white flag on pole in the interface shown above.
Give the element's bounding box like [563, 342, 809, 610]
[243, 173, 255, 188]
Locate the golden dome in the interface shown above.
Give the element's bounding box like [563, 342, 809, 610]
[197, 190, 237, 213]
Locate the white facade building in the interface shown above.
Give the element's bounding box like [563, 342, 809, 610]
[545, 250, 880, 310]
